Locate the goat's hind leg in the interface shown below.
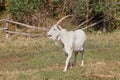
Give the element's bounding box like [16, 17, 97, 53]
[81, 49, 85, 66]
[72, 52, 78, 66]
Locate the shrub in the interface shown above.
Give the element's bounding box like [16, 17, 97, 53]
[7, 0, 120, 31]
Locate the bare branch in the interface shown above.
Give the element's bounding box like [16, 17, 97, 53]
[0, 28, 8, 30]
[5, 30, 30, 36]
[6, 19, 38, 29]
[0, 19, 49, 31]
[115, 2, 120, 5]
[115, 18, 120, 20]
[81, 19, 106, 30]
[0, 19, 6, 22]
[75, 16, 94, 30]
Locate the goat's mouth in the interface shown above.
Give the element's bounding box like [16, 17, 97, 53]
[47, 35, 52, 37]
[47, 35, 52, 39]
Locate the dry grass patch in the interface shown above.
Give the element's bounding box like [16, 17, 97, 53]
[0, 30, 119, 80]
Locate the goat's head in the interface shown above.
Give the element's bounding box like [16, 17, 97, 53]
[47, 15, 73, 40]
[47, 25, 62, 40]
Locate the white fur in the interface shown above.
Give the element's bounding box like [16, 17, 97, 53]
[47, 25, 86, 72]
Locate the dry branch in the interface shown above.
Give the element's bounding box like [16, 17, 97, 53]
[75, 16, 94, 30]
[6, 19, 39, 29]
[0, 19, 6, 22]
[115, 18, 120, 20]
[0, 27, 8, 30]
[0, 18, 49, 38]
[83, 74, 113, 78]
[0, 19, 49, 31]
[116, 2, 120, 5]
[81, 19, 106, 30]
[5, 30, 30, 36]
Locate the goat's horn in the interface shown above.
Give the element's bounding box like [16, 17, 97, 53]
[55, 15, 73, 25]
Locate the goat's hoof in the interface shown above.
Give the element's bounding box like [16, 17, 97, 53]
[63, 70, 67, 72]
[72, 63, 76, 66]
[81, 64, 84, 67]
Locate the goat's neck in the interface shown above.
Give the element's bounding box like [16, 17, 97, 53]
[59, 29, 68, 41]
[55, 28, 66, 40]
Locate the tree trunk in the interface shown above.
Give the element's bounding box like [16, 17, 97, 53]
[0, 0, 5, 11]
[102, 20, 107, 32]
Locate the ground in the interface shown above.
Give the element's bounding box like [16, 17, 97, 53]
[0, 30, 120, 80]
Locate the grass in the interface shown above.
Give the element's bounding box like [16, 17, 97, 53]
[0, 30, 120, 80]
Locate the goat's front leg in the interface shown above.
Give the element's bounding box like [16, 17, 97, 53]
[63, 51, 72, 72]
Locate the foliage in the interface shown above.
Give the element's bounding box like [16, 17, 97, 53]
[7, 0, 120, 31]
[7, 0, 41, 24]
[73, 0, 120, 31]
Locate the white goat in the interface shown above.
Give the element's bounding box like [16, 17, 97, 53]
[47, 15, 87, 72]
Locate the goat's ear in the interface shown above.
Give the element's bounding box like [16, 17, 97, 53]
[57, 26, 62, 31]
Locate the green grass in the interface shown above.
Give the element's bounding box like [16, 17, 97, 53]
[0, 31, 120, 80]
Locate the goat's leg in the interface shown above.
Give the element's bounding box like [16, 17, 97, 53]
[72, 52, 78, 66]
[81, 50, 85, 66]
[63, 52, 72, 72]
[64, 51, 68, 57]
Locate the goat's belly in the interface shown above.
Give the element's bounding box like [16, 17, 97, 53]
[73, 44, 83, 51]
[73, 39, 85, 51]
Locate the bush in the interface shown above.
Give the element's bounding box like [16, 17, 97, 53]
[7, 0, 65, 27]
[8, 0, 41, 24]
[7, 0, 120, 31]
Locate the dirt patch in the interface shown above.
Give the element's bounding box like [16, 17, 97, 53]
[0, 55, 26, 64]
[41, 64, 64, 71]
[116, 62, 120, 66]
[96, 61, 106, 66]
